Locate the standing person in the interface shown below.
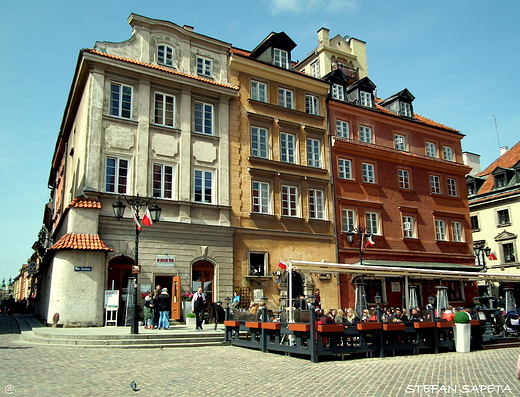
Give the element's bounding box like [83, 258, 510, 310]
[192, 287, 207, 330]
[152, 289, 160, 328]
[232, 291, 241, 310]
[143, 291, 154, 329]
[314, 289, 321, 308]
[156, 288, 171, 330]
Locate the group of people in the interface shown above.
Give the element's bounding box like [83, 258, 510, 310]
[142, 286, 208, 330]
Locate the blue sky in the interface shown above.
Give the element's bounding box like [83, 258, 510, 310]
[1, 0, 518, 281]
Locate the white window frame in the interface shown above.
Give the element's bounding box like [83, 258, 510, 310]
[196, 56, 213, 77]
[447, 178, 458, 197]
[194, 101, 214, 135]
[310, 60, 320, 78]
[394, 134, 406, 151]
[426, 141, 437, 158]
[338, 158, 352, 180]
[452, 221, 463, 242]
[342, 209, 356, 232]
[194, 169, 214, 204]
[251, 80, 267, 102]
[251, 126, 269, 159]
[366, 212, 379, 235]
[435, 219, 446, 241]
[281, 185, 299, 217]
[153, 163, 175, 199]
[154, 92, 176, 127]
[331, 84, 344, 101]
[443, 146, 454, 161]
[307, 138, 321, 168]
[110, 82, 133, 119]
[309, 189, 325, 220]
[403, 215, 415, 238]
[336, 120, 349, 138]
[252, 181, 271, 214]
[157, 44, 174, 67]
[360, 91, 372, 107]
[278, 88, 294, 109]
[398, 169, 410, 189]
[430, 175, 441, 194]
[362, 163, 375, 183]
[273, 48, 289, 69]
[105, 156, 129, 194]
[359, 125, 372, 143]
[305, 95, 319, 115]
[400, 102, 412, 117]
[280, 132, 296, 164]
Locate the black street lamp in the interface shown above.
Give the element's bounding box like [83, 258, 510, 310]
[347, 226, 373, 318]
[474, 241, 491, 270]
[112, 194, 162, 334]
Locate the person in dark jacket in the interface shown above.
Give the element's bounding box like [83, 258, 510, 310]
[191, 287, 207, 330]
[156, 288, 171, 330]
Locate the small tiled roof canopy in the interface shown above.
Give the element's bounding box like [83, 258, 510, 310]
[69, 195, 102, 209]
[49, 234, 113, 252]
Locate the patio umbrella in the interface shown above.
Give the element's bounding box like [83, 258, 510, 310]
[354, 280, 368, 319]
[505, 288, 516, 313]
[408, 286, 418, 310]
[435, 286, 449, 311]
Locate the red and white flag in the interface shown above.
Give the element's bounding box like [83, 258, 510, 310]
[132, 211, 142, 230]
[142, 207, 153, 227]
[278, 261, 287, 270]
[364, 234, 375, 248]
[488, 251, 497, 261]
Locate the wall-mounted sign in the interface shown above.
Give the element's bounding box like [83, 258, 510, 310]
[156, 254, 176, 267]
[132, 265, 141, 274]
[74, 266, 92, 272]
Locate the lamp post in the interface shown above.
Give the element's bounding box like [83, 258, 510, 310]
[374, 295, 384, 357]
[346, 226, 372, 319]
[473, 242, 491, 270]
[224, 296, 231, 321]
[112, 194, 162, 334]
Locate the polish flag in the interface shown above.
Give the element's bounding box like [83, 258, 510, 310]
[278, 261, 287, 270]
[142, 207, 153, 227]
[488, 251, 497, 261]
[132, 212, 142, 230]
[364, 234, 375, 248]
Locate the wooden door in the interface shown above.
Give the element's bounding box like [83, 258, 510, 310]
[171, 275, 181, 320]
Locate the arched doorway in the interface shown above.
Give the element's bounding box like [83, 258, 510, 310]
[107, 256, 134, 326]
[192, 260, 214, 304]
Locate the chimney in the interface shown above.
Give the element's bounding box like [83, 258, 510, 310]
[183, 25, 194, 32]
[317, 27, 330, 46]
[500, 146, 509, 156]
[462, 152, 481, 176]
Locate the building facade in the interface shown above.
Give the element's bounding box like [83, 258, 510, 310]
[37, 14, 238, 326]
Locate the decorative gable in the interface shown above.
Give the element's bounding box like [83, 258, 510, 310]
[495, 230, 517, 242]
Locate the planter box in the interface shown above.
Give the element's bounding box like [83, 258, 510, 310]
[357, 322, 382, 331]
[413, 321, 435, 329]
[185, 317, 196, 327]
[288, 323, 310, 332]
[383, 323, 405, 331]
[224, 320, 240, 327]
[435, 321, 454, 328]
[454, 323, 471, 353]
[261, 322, 281, 330]
[469, 320, 481, 326]
[317, 324, 345, 333]
[245, 321, 261, 329]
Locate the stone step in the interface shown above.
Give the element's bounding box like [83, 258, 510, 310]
[22, 333, 224, 345]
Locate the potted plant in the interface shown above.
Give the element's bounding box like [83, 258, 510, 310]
[453, 310, 471, 353]
[185, 312, 196, 326]
[181, 293, 194, 321]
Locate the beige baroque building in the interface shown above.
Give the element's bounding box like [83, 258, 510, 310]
[229, 32, 337, 310]
[37, 14, 238, 326]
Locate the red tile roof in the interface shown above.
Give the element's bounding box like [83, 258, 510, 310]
[477, 141, 520, 177]
[85, 49, 239, 91]
[470, 188, 520, 204]
[49, 234, 113, 252]
[69, 196, 102, 209]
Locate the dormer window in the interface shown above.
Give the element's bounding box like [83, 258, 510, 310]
[360, 91, 372, 107]
[157, 45, 174, 67]
[492, 167, 515, 189]
[273, 48, 289, 69]
[331, 84, 345, 101]
[379, 89, 415, 118]
[495, 173, 507, 188]
[399, 102, 412, 117]
[465, 175, 486, 196]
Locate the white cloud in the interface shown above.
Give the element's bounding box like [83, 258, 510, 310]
[270, 0, 358, 16]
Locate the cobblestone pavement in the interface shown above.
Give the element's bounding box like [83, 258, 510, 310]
[1, 315, 520, 396]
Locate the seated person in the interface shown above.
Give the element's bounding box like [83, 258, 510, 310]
[394, 308, 408, 322]
[344, 308, 359, 324]
[409, 307, 423, 321]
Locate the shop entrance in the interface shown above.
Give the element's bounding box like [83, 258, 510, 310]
[107, 256, 134, 326]
[192, 260, 214, 304]
[155, 275, 181, 320]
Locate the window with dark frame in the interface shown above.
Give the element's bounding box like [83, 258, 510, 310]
[249, 252, 267, 276]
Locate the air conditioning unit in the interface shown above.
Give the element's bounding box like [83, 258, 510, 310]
[318, 274, 331, 280]
[404, 222, 411, 231]
[395, 137, 403, 144]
